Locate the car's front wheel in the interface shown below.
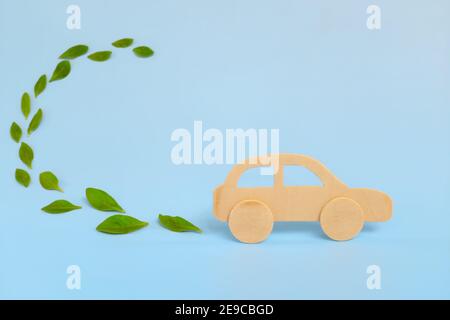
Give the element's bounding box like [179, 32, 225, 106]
[320, 197, 364, 241]
[228, 200, 273, 244]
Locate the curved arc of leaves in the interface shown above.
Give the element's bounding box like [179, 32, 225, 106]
[12, 38, 153, 196]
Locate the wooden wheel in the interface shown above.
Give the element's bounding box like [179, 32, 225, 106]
[228, 200, 273, 244]
[320, 197, 364, 241]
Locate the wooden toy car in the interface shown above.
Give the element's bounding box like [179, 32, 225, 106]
[213, 154, 392, 243]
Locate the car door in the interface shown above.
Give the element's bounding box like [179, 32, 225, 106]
[278, 164, 331, 221]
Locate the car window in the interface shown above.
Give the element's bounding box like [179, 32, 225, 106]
[238, 167, 274, 187]
[283, 165, 322, 186]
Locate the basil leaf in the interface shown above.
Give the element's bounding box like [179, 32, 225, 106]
[10, 122, 22, 143]
[19, 142, 34, 169]
[21, 92, 31, 119]
[42, 200, 81, 214]
[27, 108, 43, 136]
[49, 60, 71, 82]
[15, 169, 31, 188]
[87, 51, 112, 62]
[158, 214, 202, 233]
[112, 38, 134, 48]
[59, 44, 89, 59]
[133, 46, 154, 58]
[39, 171, 63, 192]
[34, 74, 47, 98]
[96, 215, 148, 234]
[86, 188, 125, 212]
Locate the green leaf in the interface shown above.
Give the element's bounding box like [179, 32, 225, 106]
[158, 214, 202, 233]
[87, 51, 112, 62]
[21, 92, 31, 119]
[15, 169, 31, 188]
[86, 188, 125, 212]
[34, 74, 47, 98]
[49, 60, 71, 82]
[19, 142, 34, 169]
[59, 44, 89, 59]
[96, 215, 148, 234]
[41, 200, 81, 214]
[39, 171, 63, 192]
[10, 122, 22, 143]
[133, 46, 154, 58]
[27, 108, 43, 136]
[112, 38, 134, 48]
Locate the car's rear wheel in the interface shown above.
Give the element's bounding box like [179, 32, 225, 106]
[320, 197, 364, 241]
[228, 200, 273, 244]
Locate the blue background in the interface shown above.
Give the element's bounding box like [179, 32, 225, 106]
[1, 0, 449, 299]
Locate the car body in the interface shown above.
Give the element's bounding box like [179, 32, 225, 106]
[213, 154, 392, 242]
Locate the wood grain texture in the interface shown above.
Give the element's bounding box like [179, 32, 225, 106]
[228, 200, 273, 244]
[320, 197, 364, 241]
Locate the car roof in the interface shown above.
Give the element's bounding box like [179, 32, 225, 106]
[224, 154, 342, 187]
